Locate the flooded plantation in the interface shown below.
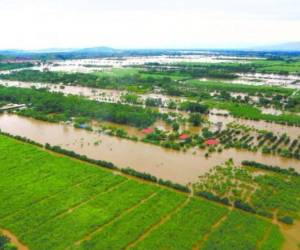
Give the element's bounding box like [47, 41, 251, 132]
[0, 113, 299, 185]
[208, 113, 300, 139]
[1, 79, 300, 139]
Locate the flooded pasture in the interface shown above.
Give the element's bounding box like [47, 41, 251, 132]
[0, 113, 299, 184]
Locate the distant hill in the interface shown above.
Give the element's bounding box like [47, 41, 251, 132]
[1, 45, 300, 60]
[0, 49, 27, 55]
[251, 42, 300, 52]
[75, 47, 120, 54]
[0, 47, 123, 60]
[0, 47, 119, 55]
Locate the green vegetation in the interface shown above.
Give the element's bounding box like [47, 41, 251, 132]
[0, 134, 282, 250]
[0, 69, 178, 93]
[202, 210, 272, 250]
[215, 122, 300, 160]
[242, 161, 299, 177]
[132, 199, 228, 250]
[77, 190, 185, 250]
[187, 79, 293, 96]
[194, 160, 300, 223]
[173, 59, 300, 75]
[252, 59, 300, 75]
[207, 101, 300, 126]
[0, 86, 159, 128]
[140, 65, 238, 79]
[0, 234, 17, 250]
[0, 62, 34, 71]
[260, 225, 285, 250]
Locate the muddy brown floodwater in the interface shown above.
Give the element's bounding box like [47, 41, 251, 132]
[0, 113, 299, 185]
[208, 114, 300, 139]
[2, 79, 300, 139]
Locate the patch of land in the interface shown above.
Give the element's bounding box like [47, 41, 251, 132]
[0, 134, 283, 250]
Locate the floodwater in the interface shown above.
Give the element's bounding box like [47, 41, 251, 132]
[40, 55, 249, 70]
[261, 107, 283, 116]
[0, 80, 124, 104]
[233, 73, 300, 89]
[1, 80, 300, 138]
[0, 113, 299, 184]
[208, 114, 300, 139]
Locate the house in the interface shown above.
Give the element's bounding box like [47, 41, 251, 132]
[179, 134, 190, 140]
[205, 138, 219, 146]
[142, 127, 154, 134]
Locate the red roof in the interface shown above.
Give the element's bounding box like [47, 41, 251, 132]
[179, 134, 190, 140]
[205, 139, 219, 145]
[142, 127, 154, 134]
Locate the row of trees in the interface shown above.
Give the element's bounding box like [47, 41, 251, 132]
[242, 161, 299, 177]
[0, 86, 159, 128]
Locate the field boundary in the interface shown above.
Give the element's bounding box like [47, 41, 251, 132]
[1, 228, 29, 250]
[20, 179, 129, 238]
[125, 193, 192, 249]
[193, 209, 232, 250]
[72, 191, 159, 247]
[0, 173, 97, 221]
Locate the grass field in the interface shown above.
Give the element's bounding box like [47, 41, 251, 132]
[0, 134, 284, 250]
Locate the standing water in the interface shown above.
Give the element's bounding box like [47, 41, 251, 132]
[0, 113, 299, 184]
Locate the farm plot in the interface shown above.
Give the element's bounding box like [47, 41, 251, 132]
[131, 198, 228, 250]
[0, 135, 283, 250]
[201, 210, 275, 250]
[193, 160, 300, 223]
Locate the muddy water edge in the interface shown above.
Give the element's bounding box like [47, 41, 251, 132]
[0, 113, 299, 185]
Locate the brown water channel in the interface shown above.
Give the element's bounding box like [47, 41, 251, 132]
[1, 80, 300, 139]
[0, 113, 299, 185]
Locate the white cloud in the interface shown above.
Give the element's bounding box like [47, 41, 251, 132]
[0, 0, 299, 49]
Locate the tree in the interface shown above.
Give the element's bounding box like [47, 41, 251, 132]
[189, 113, 203, 126]
[172, 122, 180, 131]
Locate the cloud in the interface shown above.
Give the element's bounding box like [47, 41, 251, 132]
[0, 0, 299, 49]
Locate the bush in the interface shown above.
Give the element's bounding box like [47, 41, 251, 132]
[0, 235, 9, 248]
[278, 216, 294, 225]
[121, 168, 157, 183]
[196, 191, 230, 205]
[0, 234, 17, 250]
[242, 160, 299, 176]
[3, 243, 17, 250]
[234, 200, 256, 214]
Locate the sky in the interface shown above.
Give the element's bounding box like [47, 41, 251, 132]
[0, 0, 300, 50]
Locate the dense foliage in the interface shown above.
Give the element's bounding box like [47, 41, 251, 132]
[0, 62, 34, 71]
[0, 234, 17, 250]
[194, 161, 300, 223]
[0, 86, 158, 128]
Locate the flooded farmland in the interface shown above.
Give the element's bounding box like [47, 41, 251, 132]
[208, 113, 300, 139]
[1, 79, 300, 139]
[0, 113, 299, 184]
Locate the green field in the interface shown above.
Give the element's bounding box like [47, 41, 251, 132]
[194, 161, 300, 223]
[0, 135, 284, 250]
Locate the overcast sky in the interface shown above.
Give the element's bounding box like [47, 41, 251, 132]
[0, 0, 299, 50]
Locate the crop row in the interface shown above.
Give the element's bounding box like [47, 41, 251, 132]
[0, 135, 284, 250]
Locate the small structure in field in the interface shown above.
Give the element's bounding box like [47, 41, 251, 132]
[142, 127, 154, 134]
[179, 133, 190, 140]
[0, 103, 26, 111]
[205, 138, 219, 146]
